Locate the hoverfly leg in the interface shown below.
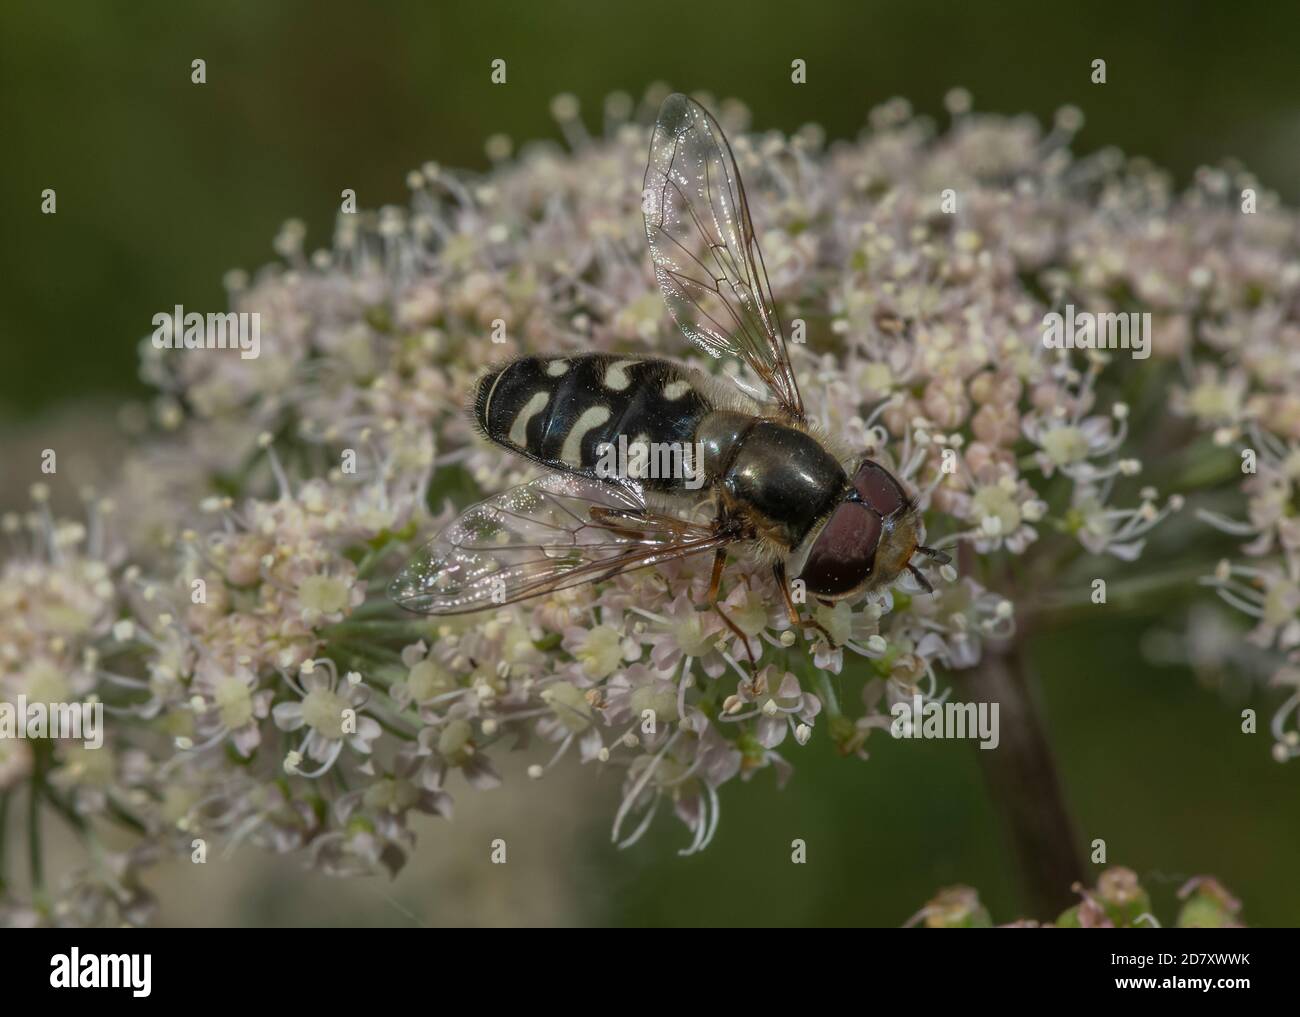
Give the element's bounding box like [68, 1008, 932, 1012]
[906, 562, 935, 594]
[706, 545, 727, 602]
[706, 546, 759, 676]
[774, 563, 801, 628]
[807, 617, 840, 650]
[588, 505, 652, 540]
[772, 563, 839, 650]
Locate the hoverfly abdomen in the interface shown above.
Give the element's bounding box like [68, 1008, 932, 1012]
[473, 354, 715, 492]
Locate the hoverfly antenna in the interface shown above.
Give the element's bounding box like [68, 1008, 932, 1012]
[915, 545, 951, 565]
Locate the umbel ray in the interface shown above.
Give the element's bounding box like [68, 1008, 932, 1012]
[390, 93, 950, 663]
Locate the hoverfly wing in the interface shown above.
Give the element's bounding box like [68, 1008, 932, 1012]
[643, 92, 805, 423]
[389, 473, 730, 615]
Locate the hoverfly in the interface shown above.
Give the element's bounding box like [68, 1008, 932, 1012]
[390, 93, 949, 654]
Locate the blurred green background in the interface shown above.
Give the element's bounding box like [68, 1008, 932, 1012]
[3, 0, 1298, 925]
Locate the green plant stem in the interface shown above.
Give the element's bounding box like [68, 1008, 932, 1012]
[367, 704, 421, 741]
[0, 791, 10, 894]
[324, 620, 430, 640]
[43, 785, 88, 834]
[28, 743, 47, 900]
[333, 639, 407, 667]
[1024, 560, 1216, 624]
[958, 542, 1084, 919]
[962, 639, 1084, 919]
[810, 667, 842, 719]
[105, 794, 148, 836]
[355, 550, 386, 580]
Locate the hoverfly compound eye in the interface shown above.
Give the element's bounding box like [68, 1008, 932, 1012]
[796, 503, 882, 598]
[853, 460, 909, 517]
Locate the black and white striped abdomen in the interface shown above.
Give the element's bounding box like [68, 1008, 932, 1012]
[472, 354, 714, 492]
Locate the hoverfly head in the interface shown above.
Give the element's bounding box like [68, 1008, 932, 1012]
[790, 459, 944, 600]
